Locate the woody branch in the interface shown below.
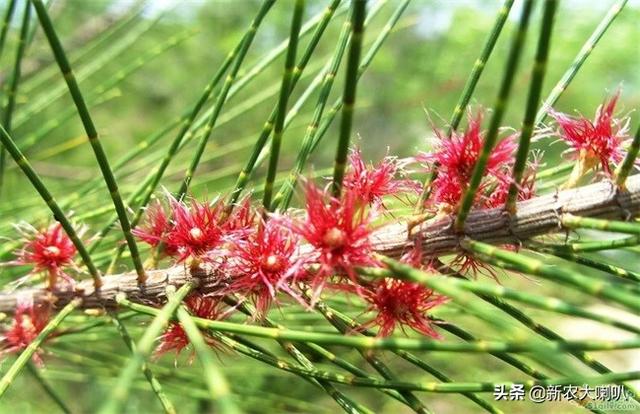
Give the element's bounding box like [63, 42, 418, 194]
[0, 174, 638, 313]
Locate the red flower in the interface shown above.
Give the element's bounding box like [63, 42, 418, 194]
[343, 148, 420, 208]
[165, 197, 225, 263]
[154, 294, 226, 361]
[418, 112, 516, 211]
[282, 182, 377, 303]
[133, 201, 178, 257]
[1, 299, 51, 364]
[346, 278, 446, 337]
[14, 222, 78, 289]
[550, 92, 631, 175]
[222, 219, 303, 319]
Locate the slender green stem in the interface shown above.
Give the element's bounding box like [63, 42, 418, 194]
[313, 301, 501, 414]
[0, 0, 16, 62]
[433, 258, 640, 403]
[417, 0, 514, 210]
[616, 123, 640, 188]
[176, 0, 276, 200]
[506, 0, 557, 212]
[454, 0, 534, 231]
[99, 282, 194, 414]
[0, 124, 102, 285]
[118, 297, 640, 353]
[463, 239, 640, 312]
[27, 362, 72, 414]
[31, 0, 145, 282]
[309, 298, 432, 413]
[0, 298, 80, 398]
[226, 297, 399, 412]
[263, 0, 305, 210]
[359, 265, 639, 334]
[0, 0, 30, 197]
[275, 0, 409, 210]
[561, 213, 640, 236]
[537, 236, 640, 253]
[539, 248, 640, 283]
[535, 0, 628, 125]
[272, 22, 351, 210]
[110, 312, 176, 414]
[176, 306, 241, 414]
[228, 0, 344, 207]
[331, 0, 366, 197]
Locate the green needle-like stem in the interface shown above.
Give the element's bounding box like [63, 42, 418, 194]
[331, 0, 366, 197]
[263, 0, 305, 211]
[506, 0, 557, 212]
[455, 0, 534, 232]
[31, 0, 146, 283]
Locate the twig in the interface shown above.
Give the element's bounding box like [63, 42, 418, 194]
[0, 174, 638, 312]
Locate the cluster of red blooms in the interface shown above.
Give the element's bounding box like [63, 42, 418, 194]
[2, 93, 632, 363]
[549, 91, 633, 176]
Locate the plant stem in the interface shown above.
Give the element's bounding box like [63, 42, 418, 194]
[228, 0, 345, 207]
[506, 0, 557, 212]
[118, 297, 640, 353]
[417, 0, 514, 211]
[110, 312, 176, 414]
[99, 282, 194, 414]
[0, 298, 80, 398]
[331, 0, 366, 197]
[31, 0, 146, 283]
[616, 123, 640, 189]
[454, 0, 534, 232]
[27, 362, 72, 414]
[0, 124, 102, 286]
[535, 0, 628, 125]
[0, 0, 30, 197]
[176, 0, 276, 200]
[176, 306, 241, 414]
[463, 239, 640, 312]
[263, 0, 305, 211]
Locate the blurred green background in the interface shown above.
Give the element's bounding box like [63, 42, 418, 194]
[0, 0, 638, 412]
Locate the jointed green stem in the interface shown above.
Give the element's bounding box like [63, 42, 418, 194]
[506, 0, 557, 212]
[118, 297, 640, 353]
[463, 239, 640, 312]
[535, 0, 628, 125]
[0, 0, 16, 64]
[331, 0, 366, 197]
[360, 265, 639, 335]
[272, 21, 351, 211]
[454, 0, 534, 232]
[0, 0, 30, 197]
[31, 0, 145, 282]
[0, 298, 80, 398]
[225, 297, 408, 412]
[417, 0, 514, 210]
[176, 0, 276, 200]
[99, 282, 194, 414]
[275, 0, 409, 210]
[228, 0, 344, 207]
[263, 0, 305, 211]
[110, 312, 176, 414]
[176, 306, 241, 414]
[616, 124, 640, 188]
[561, 214, 640, 236]
[313, 301, 501, 414]
[0, 124, 102, 286]
[27, 362, 72, 414]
